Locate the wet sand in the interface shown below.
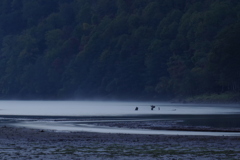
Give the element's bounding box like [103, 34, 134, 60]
[0, 126, 240, 159]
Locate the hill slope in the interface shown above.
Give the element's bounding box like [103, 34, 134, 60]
[0, 0, 239, 100]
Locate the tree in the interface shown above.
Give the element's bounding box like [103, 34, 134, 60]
[209, 22, 240, 92]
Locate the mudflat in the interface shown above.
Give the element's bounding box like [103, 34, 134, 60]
[0, 126, 240, 159]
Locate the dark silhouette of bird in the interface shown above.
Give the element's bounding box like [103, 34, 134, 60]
[151, 105, 155, 110]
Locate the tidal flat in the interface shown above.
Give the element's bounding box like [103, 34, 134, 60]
[0, 126, 240, 160]
[0, 101, 240, 159]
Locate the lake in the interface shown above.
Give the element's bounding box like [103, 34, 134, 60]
[0, 101, 240, 136]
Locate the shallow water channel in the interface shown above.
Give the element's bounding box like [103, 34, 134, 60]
[0, 101, 240, 136]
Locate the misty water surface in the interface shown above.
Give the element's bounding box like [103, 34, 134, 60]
[0, 100, 239, 116]
[0, 101, 240, 136]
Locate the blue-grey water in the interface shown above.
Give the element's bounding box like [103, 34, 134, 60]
[0, 101, 240, 136]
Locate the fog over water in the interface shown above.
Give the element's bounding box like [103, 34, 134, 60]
[0, 101, 240, 136]
[0, 100, 239, 116]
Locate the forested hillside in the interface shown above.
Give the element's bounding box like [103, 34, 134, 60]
[0, 0, 239, 100]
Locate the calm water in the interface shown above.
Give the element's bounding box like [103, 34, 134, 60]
[0, 101, 240, 136]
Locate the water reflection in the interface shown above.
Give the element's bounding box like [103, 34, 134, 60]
[11, 117, 240, 136]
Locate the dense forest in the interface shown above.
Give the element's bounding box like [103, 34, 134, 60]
[0, 0, 239, 100]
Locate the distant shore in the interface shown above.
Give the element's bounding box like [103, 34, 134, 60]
[0, 125, 240, 159]
[171, 92, 240, 104]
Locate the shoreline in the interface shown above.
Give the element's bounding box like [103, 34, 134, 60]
[0, 126, 240, 159]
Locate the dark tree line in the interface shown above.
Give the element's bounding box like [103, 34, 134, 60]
[0, 0, 239, 100]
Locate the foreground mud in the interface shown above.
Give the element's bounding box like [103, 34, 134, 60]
[0, 126, 240, 159]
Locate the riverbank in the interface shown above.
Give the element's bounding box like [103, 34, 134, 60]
[0, 126, 240, 159]
[172, 92, 240, 104]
